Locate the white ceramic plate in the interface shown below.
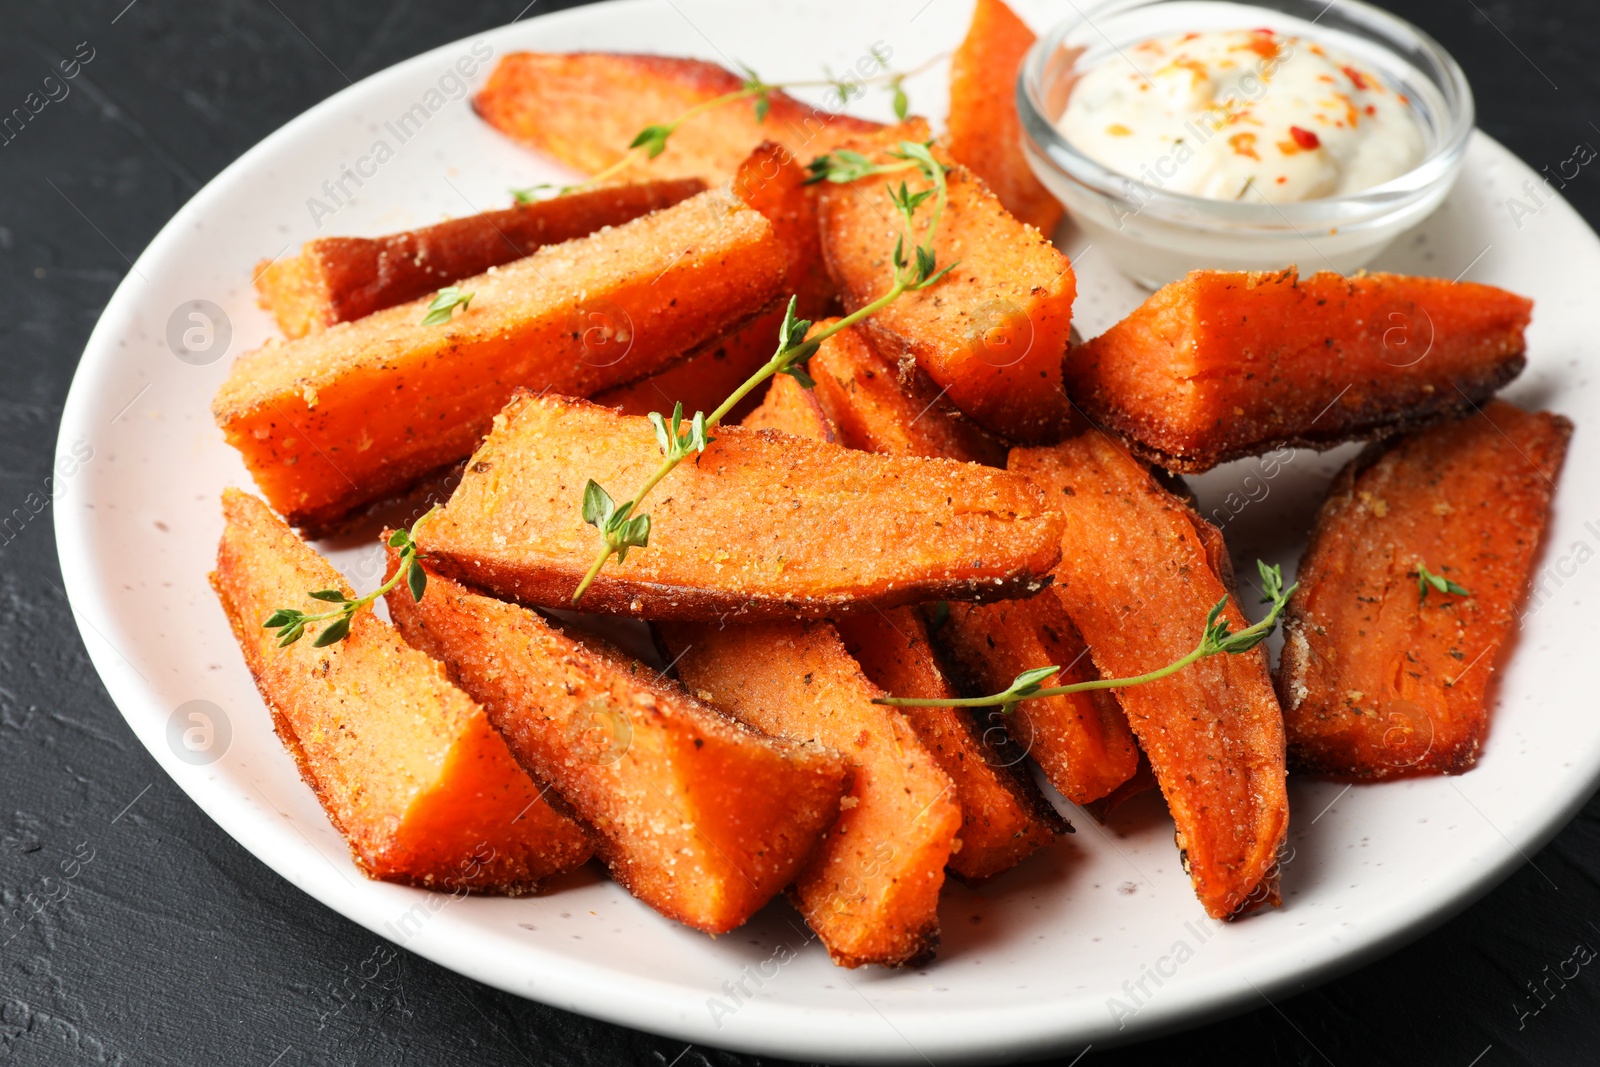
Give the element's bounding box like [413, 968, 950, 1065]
[53, 1, 1600, 1062]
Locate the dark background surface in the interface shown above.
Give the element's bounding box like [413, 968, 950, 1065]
[3, 1, 1599, 1064]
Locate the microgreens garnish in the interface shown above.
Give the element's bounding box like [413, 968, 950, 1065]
[874, 561, 1299, 712]
[544, 53, 946, 196]
[420, 286, 474, 326]
[1417, 562, 1470, 602]
[264, 507, 437, 648]
[570, 141, 958, 604]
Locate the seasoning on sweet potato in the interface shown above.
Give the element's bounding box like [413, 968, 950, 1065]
[1278, 402, 1572, 779]
[1010, 433, 1288, 919]
[385, 558, 850, 934]
[214, 188, 786, 532]
[254, 179, 704, 339]
[739, 368, 1064, 883]
[835, 609, 1069, 883]
[208, 489, 591, 893]
[808, 319, 1007, 466]
[818, 145, 1075, 441]
[415, 391, 1064, 620]
[933, 595, 1140, 806]
[947, 0, 1063, 236]
[661, 621, 960, 967]
[474, 52, 882, 183]
[1065, 268, 1533, 473]
[595, 307, 781, 421]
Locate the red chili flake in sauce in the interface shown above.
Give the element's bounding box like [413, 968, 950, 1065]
[1341, 65, 1370, 91]
[1290, 125, 1321, 150]
[1365, 104, 1377, 116]
[1276, 175, 1288, 184]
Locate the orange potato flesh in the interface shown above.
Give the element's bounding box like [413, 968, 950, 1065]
[474, 52, 883, 183]
[416, 392, 1065, 620]
[1010, 434, 1288, 919]
[835, 609, 1069, 883]
[740, 368, 1064, 883]
[385, 559, 850, 933]
[1278, 402, 1572, 779]
[596, 306, 781, 421]
[740, 371, 836, 441]
[214, 188, 786, 532]
[947, 0, 1063, 236]
[662, 621, 960, 968]
[933, 596, 1140, 806]
[1065, 268, 1532, 473]
[208, 489, 591, 892]
[808, 320, 1007, 466]
[818, 145, 1075, 441]
[254, 179, 704, 339]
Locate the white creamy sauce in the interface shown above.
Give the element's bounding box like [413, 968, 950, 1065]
[1058, 29, 1426, 202]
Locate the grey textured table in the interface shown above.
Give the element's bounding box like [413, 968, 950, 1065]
[3, 1, 1598, 1064]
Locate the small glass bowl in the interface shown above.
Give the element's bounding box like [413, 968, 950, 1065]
[1017, 0, 1474, 288]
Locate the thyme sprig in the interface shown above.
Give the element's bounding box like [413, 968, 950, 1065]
[515, 53, 945, 200]
[874, 561, 1299, 713]
[571, 141, 958, 604]
[262, 507, 437, 648]
[1417, 562, 1469, 601]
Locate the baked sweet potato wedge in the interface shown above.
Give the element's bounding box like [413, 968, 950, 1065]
[474, 52, 882, 183]
[385, 558, 850, 933]
[1278, 402, 1572, 778]
[214, 188, 785, 531]
[1010, 433, 1288, 919]
[933, 595, 1140, 806]
[209, 489, 591, 892]
[818, 144, 1074, 441]
[595, 307, 781, 421]
[415, 392, 1064, 620]
[731, 141, 834, 317]
[254, 179, 704, 339]
[808, 319, 1007, 466]
[1065, 268, 1532, 473]
[739, 367, 1064, 882]
[835, 609, 1069, 883]
[947, 0, 1063, 236]
[661, 621, 960, 967]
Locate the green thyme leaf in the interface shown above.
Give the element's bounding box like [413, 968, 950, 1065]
[307, 589, 347, 603]
[407, 559, 427, 602]
[582, 480, 616, 528]
[420, 286, 474, 326]
[312, 616, 351, 648]
[1417, 562, 1470, 601]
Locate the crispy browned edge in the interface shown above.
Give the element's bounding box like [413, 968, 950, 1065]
[1083, 355, 1527, 474]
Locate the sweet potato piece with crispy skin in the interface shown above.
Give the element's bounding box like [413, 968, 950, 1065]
[818, 144, 1074, 441]
[661, 621, 960, 967]
[808, 320, 1007, 466]
[933, 596, 1140, 806]
[740, 372, 835, 440]
[947, 0, 1063, 236]
[1278, 402, 1572, 779]
[731, 141, 835, 317]
[834, 610, 1069, 883]
[214, 188, 786, 532]
[596, 307, 780, 421]
[416, 392, 1063, 620]
[1065, 268, 1532, 473]
[474, 52, 882, 183]
[742, 372, 1064, 882]
[385, 558, 849, 933]
[1010, 433, 1288, 919]
[208, 490, 591, 893]
[254, 179, 705, 339]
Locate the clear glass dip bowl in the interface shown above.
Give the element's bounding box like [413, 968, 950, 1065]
[1017, 0, 1474, 288]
